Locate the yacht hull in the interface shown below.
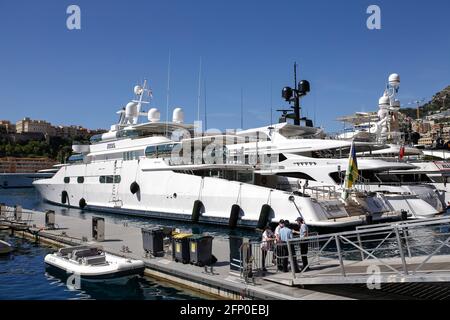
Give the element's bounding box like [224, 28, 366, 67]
[33, 160, 376, 228]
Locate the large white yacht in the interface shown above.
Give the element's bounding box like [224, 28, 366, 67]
[221, 72, 444, 219]
[225, 123, 443, 218]
[335, 73, 450, 206]
[34, 82, 402, 228]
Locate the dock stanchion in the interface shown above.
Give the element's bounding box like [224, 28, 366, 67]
[287, 240, 297, 279]
[92, 217, 105, 242]
[0, 203, 5, 218]
[14, 205, 22, 221]
[45, 210, 55, 229]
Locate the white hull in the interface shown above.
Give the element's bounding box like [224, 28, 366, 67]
[34, 159, 388, 228]
[44, 251, 145, 281]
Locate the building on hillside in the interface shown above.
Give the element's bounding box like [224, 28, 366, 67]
[16, 117, 55, 135]
[417, 133, 434, 147]
[0, 120, 16, 133]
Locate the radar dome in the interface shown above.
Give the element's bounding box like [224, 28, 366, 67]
[125, 102, 139, 118]
[379, 94, 390, 106]
[148, 108, 161, 123]
[172, 108, 184, 124]
[134, 85, 143, 95]
[388, 73, 400, 87]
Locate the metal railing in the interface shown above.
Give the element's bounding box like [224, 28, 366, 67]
[234, 233, 320, 283]
[281, 217, 450, 283]
[305, 186, 339, 200]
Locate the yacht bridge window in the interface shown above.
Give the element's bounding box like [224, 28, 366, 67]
[145, 144, 176, 159]
[67, 154, 84, 163]
[123, 151, 139, 161]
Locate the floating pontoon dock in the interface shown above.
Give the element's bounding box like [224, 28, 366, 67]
[1, 205, 450, 300]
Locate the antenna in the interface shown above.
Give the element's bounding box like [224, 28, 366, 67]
[165, 50, 171, 136]
[293, 62, 300, 124]
[240, 88, 244, 129]
[204, 78, 207, 131]
[270, 80, 273, 126]
[197, 57, 202, 124]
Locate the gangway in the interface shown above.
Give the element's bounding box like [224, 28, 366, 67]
[264, 217, 450, 286]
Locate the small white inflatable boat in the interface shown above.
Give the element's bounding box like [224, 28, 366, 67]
[0, 240, 13, 255]
[44, 245, 145, 282]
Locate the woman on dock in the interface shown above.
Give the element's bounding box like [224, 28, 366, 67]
[260, 225, 275, 272]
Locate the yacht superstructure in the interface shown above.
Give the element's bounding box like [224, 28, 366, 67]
[225, 124, 443, 218]
[334, 73, 449, 208]
[34, 81, 399, 228]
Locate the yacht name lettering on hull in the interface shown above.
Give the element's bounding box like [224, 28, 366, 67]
[107, 143, 116, 149]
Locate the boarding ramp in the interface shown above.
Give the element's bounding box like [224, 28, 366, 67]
[264, 217, 450, 286]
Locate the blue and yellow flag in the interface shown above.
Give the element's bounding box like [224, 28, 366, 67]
[344, 140, 358, 190]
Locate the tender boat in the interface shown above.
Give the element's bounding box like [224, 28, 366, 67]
[44, 245, 145, 282]
[0, 240, 13, 255]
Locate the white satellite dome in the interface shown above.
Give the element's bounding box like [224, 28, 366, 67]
[388, 73, 400, 87]
[148, 108, 161, 123]
[172, 108, 184, 124]
[125, 102, 139, 118]
[134, 85, 143, 95]
[379, 94, 390, 106]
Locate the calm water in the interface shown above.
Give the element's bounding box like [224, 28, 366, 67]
[0, 234, 210, 300]
[0, 188, 260, 241]
[0, 188, 259, 300]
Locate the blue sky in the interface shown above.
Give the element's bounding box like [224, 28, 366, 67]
[0, 0, 449, 132]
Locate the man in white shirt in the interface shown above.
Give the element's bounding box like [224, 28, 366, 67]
[274, 219, 284, 242]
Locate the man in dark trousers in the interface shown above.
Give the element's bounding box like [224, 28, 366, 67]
[278, 220, 300, 273]
[293, 217, 309, 271]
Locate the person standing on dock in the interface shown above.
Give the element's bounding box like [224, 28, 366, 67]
[294, 217, 309, 271]
[274, 219, 284, 242]
[260, 225, 275, 272]
[275, 219, 284, 270]
[278, 220, 300, 273]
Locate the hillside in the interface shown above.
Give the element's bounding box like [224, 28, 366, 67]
[401, 85, 450, 120]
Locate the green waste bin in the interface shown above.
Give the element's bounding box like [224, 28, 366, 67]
[172, 233, 192, 264]
[189, 235, 213, 267]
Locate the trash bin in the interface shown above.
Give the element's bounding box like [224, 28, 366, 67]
[189, 234, 213, 266]
[92, 217, 105, 242]
[142, 227, 165, 257]
[172, 233, 192, 264]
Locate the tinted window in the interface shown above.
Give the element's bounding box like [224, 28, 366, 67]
[113, 175, 121, 183]
[99, 176, 105, 183]
[64, 177, 70, 184]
